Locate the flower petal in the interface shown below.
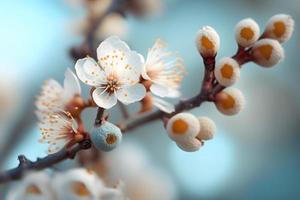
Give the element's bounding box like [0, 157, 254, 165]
[116, 83, 146, 104]
[35, 79, 64, 112]
[75, 57, 105, 86]
[97, 36, 143, 86]
[150, 83, 169, 97]
[63, 68, 81, 100]
[166, 88, 181, 98]
[118, 51, 143, 85]
[92, 88, 117, 109]
[152, 97, 175, 113]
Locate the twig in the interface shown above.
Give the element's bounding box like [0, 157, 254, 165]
[0, 140, 91, 183]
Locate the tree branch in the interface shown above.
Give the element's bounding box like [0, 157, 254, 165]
[0, 140, 91, 183]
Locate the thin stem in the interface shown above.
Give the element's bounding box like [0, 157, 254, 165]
[0, 140, 91, 183]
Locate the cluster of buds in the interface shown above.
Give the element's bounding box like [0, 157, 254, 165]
[6, 168, 127, 200]
[166, 113, 216, 152]
[163, 14, 294, 152]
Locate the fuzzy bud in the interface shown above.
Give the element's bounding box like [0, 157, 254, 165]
[166, 113, 200, 142]
[166, 113, 203, 152]
[251, 39, 284, 67]
[214, 57, 240, 86]
[264, 14, 294, 43]
[215, 88, 245, 116]
[90, 121, 122, 152]
[176, 138, 202, 152]
[196, 26, 220, 57]
[235, 18, 260, 47]
[197, 117, 216, 141]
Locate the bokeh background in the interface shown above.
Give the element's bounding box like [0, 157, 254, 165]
[0, 0, 300, 199]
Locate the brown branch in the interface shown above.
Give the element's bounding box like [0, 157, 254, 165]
[0, 140, 91, 183]
[0, 106, 106, 184]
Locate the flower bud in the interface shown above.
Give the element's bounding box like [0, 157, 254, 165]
[176, 138, 202, 152]
[166, 113, 200, 143]
[251, 39, 284, 67]
[90, 121, 122, 152]
[215, 88, 245, 116]
[196, 26, 220, 57]
[264, 14, 294, 43]
[214, 57, 240, 86]
[235, 18, 260, 47]
[197, 117, 216, 141]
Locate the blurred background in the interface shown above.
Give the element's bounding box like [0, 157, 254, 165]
[0, 0, 300, 199]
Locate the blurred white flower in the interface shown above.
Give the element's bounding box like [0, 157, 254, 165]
[104, 143, 177, 200]
[6, 171, 54, 200]
[141, 39, 185, 113]
[35, 68, 81, 119]
[38, 112, 80, 154]
[52, 168, 127, 200]
[75, 36, 146, 109]
[95, 13, 128, 40]
[0, 68, 22, 121]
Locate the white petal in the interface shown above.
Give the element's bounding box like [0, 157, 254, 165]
[116, 84, 146, 104]
[150, 83, 169, 97]
[35, 79, 64, 112]
[97, 35, 130, 61]
[97, 36, 143, 86]
[93, 87, 117, 109]
[118, 51, 144, 86]
[63, 68, 81, 100]
[152, 97, 175, 113]
[75, 57, 105, 86]
[166, 88, 181, 98]
[100, 188, 124, 200]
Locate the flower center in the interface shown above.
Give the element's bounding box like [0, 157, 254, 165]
[105, 74, 120, 94]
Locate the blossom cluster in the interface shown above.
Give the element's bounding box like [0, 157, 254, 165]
[35, 13, 294, 157]
[6, 168, 127, 200]
[36, 35, 185, 154]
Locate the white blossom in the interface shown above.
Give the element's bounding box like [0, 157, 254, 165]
[35, 68, 81, 119]
[75, 36, 146, 109]
[52, 168, 127, 200]
[6, 171, 54, 200]
[141, 39, 185, 113]
[38, 112, 80, 154]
